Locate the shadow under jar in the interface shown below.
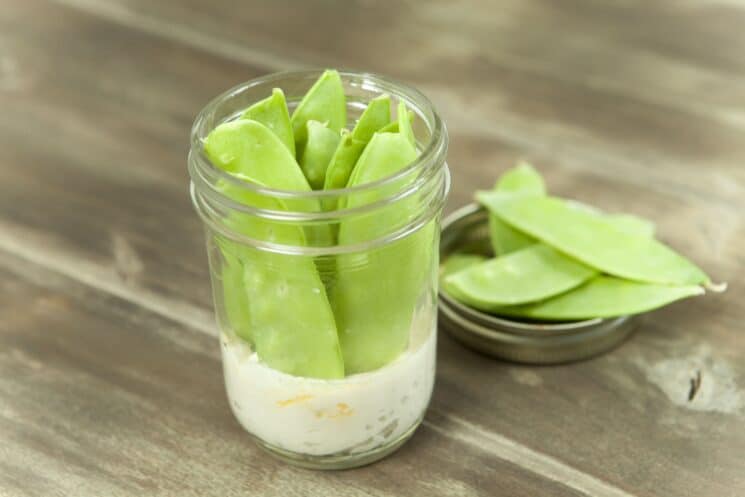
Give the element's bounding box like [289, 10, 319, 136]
[188, 71, 449, 469]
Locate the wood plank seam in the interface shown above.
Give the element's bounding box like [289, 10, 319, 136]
[0, 219, 639, 497]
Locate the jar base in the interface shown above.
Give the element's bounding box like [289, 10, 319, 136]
[248, 416, 424, 470]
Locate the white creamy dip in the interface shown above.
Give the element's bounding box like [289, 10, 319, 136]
[221, 314, 436, 456]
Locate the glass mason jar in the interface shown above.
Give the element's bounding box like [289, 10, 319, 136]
[188, 71, 449, 469]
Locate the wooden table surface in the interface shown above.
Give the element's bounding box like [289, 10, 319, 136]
[2, 1, 743, 496]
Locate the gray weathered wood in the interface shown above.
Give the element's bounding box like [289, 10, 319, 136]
[0, 249, 587, 497]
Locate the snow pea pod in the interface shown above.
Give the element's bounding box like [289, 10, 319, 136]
[322, 95, 391, 198]
[322, 130, 365, 194]
[605, 213, 655, 238]
[290, 69, 346, 158]
[492, 275, 704, 320]
[341, 107, 412, 200]
[205, 119, 333, 245]
[240, 88, 294, 156]
[479, 193, 709, 285]
[211, 190, 344, 378]
[488, 165, 655, 254]
[218, 243, 253, 343]
[488, 163, 546, 255]
[334, 131, 429, 374]
[397, 101, 416, 147]
[489, 208, 538, 255]
[239, 244, 344, 379]
[215, 230, 344, 378]
[562, 201, 656, 237]
[494, 162, 546, 194]
[351, 94, 391, 143]
[440, 253, 487, 281]
[299, 120, 340, 189]
[204, 120, 343, 379]
[376, 109, 413, 134]
[490, 198, 655, 253]
[205, 119, 312, 190]
[443, 244, 597, 309]
[377, 121, 398, 133]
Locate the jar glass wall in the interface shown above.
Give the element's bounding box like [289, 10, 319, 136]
[189, 71, 449, 469]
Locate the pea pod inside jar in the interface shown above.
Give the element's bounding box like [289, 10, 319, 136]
[188, 70, 449, 469]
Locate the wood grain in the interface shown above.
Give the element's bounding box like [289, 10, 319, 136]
[1, 0, 744, 496]
[48, 0, 745, 204]
[0, 249, 588, 497]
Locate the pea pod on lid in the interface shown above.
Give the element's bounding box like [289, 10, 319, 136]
[443, 244, 597, 309]
[478, 193, 710, 286]
[493, 276, 704, 320]
[494, 161, 546, 194]
[487, 162, 546, 255]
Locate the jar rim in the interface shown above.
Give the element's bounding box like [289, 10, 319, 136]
[190, 168, 451, 256]
[189, 69, 447, 201]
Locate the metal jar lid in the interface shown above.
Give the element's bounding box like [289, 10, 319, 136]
[438, 204, 638, 364]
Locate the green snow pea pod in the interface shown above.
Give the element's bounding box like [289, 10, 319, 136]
[211, 189, 344, 378]
[204, 121, 343, 379]
[322, 95, 391, 198]
[299, 120, 340, 189]
[217, 242, 253, 344]
[334, 131, 428, 374]
[240, 88, 295, 156]
[562, 201, 656, 237]
[215, 222, 343, 378]
[397, 101, 416, 147]
[340, 106, 414, 202]
[492, 275, 704, 320]
[478, 193, 709, 286]
[339, 132, 418, 236]
[322, 130, 365, 194]
[488, 163, 546, 255]
[351, 94, 391, 143]
[290, 69, 346, 158]
[239, 243, 344, 379]
[494, 162, 546, 194]
[490, 198, 656, 253]
[489, 207, 539, 255]
[605, 213, 655, 238]
[204, 118, 333, 245]
[205, 119, 311, 189]
[377, 121, 398, 134]
[440, 253, 487, 281]
[376, 109, 413, 134]
[487, 165, 655, 254]
[443, 244, 597, 309]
